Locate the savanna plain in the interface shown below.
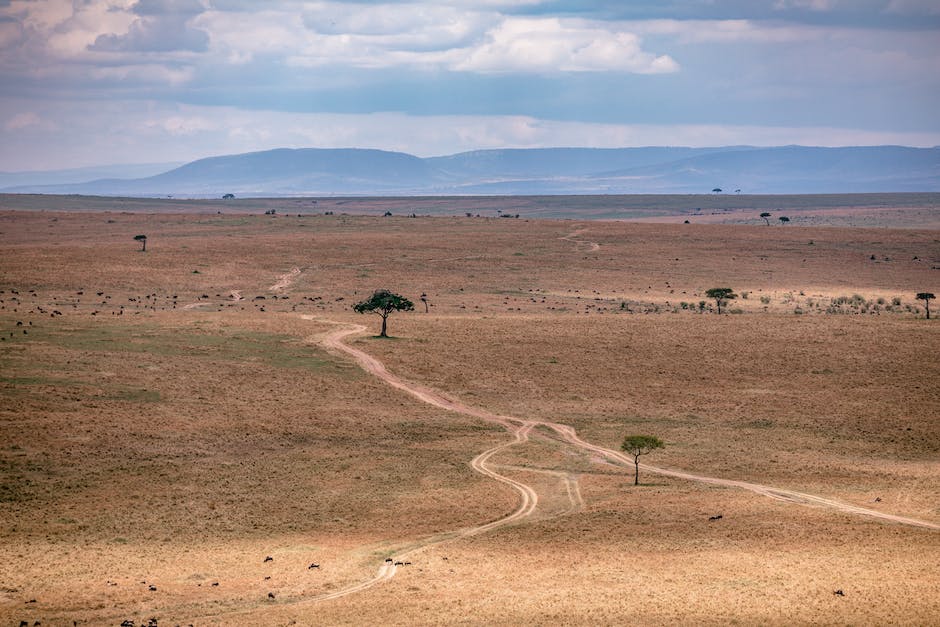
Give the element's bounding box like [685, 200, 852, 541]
[0, 195, 938, 626]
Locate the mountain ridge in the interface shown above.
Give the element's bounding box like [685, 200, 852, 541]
[3, 145, 937, 196]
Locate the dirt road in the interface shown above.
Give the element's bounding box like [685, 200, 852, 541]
[317, 319, 939, 532]
[296, 317, 938, 608]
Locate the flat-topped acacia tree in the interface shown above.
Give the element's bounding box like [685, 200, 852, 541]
[916, 292, 935, 319]
[621, 435, 665, 486]
[353, 289, 414, 337]
[705, 287, 737, 314]
[133, 234, 147, 252]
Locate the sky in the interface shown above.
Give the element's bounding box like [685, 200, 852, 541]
[0, 0, 938, 171]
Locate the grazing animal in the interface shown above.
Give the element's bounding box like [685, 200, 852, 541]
[308, 563, 319, 569]
[394, 561, 403, 566]
[874, 497, 882, 502]
[264, 556, 273, 562]
[264, 576, 271, 580]
[709, 515, 723, 521]
[148, 585, 157, 591]
[211, 582, 219, 586]
[385, 558, 393, 563]
[834, 589, 845, 596]
[268, 592, 276, 600]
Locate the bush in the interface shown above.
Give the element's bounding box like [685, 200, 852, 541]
[760, 295, 771, 305]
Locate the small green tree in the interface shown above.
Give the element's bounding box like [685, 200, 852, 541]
[621, 435, 664, 486]
[760, 212, 771, 226]
[916, 292, 935, 319]
[353, 289, 414, 337]
[133, 234, 147, 252]
[705, 287, 737, 314]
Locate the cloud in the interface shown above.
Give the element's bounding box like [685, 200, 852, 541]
[453, 17, 678, 73]
[773, 0, 837, 11]
[90, 0, 209, 52]
[287, 8, 678, 74]
[5, 111, 41, 130]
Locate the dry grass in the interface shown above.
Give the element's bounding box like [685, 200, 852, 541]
[0, 202, 938, 625]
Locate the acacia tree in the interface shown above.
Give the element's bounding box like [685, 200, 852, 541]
[779, 216, 790, 225]
[353, 289, 414, 337]
[133, 234, 147, 252]
[916, 292, 935, 319]
[705, 287, 737, 314]
[760, 212, 772, 226]
[621, 435, 664, 486]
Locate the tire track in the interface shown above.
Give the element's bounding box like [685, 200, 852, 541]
[316, 318, 938, 532]
[288, 317, 937, 610]
[270, 266, 302, 291]
[559, 227, 600, 252]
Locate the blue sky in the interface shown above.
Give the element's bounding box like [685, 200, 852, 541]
[0, 0, 938, 170]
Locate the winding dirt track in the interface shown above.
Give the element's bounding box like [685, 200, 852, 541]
[293, 318, 938, 608]
[270, 267, 302, 291]
[559, 227, 601, 252]
[318, 319, 939, 532]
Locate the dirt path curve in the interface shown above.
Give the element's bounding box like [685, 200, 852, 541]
[544, 423, 939, 530]
[270, 267, 301, 291]
[559, 227, 600, 252]
[255, 317, 940, 616]
[317, 318, 939, 532]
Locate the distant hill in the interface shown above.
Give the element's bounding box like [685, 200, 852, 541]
[3, 146, 937, 196]
[0, 161, 182, 189]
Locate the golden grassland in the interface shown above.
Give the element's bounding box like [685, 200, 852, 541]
[0, 203, 938, 625]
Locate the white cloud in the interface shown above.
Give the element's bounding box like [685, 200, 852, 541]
[453, 17, 678, 74]
[195, 2, 678, 74]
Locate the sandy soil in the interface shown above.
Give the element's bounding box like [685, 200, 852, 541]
[0, 205, 937, 625]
